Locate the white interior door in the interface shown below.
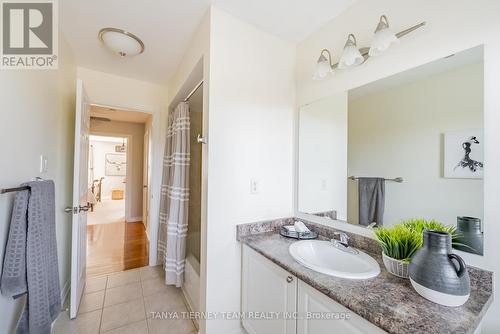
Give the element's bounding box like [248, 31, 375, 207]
[143, 128, 150, 230]
[70, 79, 91, 319]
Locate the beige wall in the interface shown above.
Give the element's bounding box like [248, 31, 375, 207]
[0, 38, 76, 332]
[348, 62, 484, 226]
[295, 0, 500, 330]
[90, 120, 146, 221]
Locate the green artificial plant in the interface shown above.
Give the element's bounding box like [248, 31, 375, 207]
[374, 218, 458, 263]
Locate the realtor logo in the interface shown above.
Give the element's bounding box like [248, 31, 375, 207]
[1, 0, 58, 69]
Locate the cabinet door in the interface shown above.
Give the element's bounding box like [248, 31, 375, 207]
[297, 280, 387, 334]
[242, 245, 297, 334]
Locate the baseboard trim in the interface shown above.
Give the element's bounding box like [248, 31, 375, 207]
[181, 286, 199, 330]
[126, 216, 142, 223]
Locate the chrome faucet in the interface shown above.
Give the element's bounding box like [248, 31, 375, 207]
[331, 232, 359, 254]
[333, 232, 349, 247]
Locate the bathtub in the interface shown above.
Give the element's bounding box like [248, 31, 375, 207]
[182, 253, 200, 325]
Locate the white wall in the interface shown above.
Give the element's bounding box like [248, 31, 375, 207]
[166, 9, 211, 333]
[295, 0, 500, 331]
[298, 93, 347, 219]
[0, 38, 76, 332]
[205, 7, 296, 334]
[167, 7, 298, 334]
[77, 67, 168, 265]
[348, 62, 484, 226]
[77, 67, 167, 113]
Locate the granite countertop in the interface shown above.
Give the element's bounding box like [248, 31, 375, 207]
[237, 218, 493, 334]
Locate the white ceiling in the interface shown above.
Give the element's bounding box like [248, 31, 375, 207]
[212, 0, 355, 42]
[61, 0, 355, 85]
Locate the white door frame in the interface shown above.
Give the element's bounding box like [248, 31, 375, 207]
[143, 126, 151, 229]
[87, 101, 163, 266]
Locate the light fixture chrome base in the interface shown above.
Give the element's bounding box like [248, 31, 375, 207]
[98, 27, 145, 57]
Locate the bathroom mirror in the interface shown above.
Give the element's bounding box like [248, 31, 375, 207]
[297, 45, 484, 255]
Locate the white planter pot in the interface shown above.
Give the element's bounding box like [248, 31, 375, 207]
[382, 252, 409, 278]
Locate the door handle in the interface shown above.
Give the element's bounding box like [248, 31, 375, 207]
[65, 206, 89, 214]
[78, 205, 90, 213]
[286, 276, 294, 283]
[64, 207, 75, 214]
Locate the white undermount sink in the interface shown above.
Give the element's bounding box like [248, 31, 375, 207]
[289, 240, 380, 279]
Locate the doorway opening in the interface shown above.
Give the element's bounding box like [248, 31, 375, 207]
[88, 135, 127, 225]
[86, 106, 152, 278]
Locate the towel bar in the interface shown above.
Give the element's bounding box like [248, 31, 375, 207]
[1, 186, 31, 194]
[349, 176, 404, 183]
[1, 178, 45, 194]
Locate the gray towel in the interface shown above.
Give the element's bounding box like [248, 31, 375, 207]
[358, 178, 385, 227]
[1, 180, 60, 334]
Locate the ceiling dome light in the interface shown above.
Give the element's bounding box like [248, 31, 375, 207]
[369, 15, 400, 57]
[338, 34, 365, 69]
[313, 49, 334, 80]
[98, 28, 145, 57]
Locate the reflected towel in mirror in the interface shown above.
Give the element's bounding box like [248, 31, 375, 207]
[358, 177, 385, 226]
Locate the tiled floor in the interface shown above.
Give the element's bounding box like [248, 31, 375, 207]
[52, 266, 197, 334]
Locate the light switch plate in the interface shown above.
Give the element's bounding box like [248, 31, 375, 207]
[250, 179, 259, 194]
[40, 155, 48, 173]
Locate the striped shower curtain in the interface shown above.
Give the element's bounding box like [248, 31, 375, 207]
[158, 102, 190, 287]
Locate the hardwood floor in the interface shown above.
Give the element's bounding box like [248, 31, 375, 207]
[86, 221, 149, 278]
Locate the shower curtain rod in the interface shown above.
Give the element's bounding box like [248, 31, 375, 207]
[183, 80, 204, 102]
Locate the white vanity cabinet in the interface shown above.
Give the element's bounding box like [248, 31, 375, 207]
[297, 280, 386, 334]
[242, 245, 297, 334]
[241, 245, 387, 334]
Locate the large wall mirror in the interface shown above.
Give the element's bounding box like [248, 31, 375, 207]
[297, 45, 484, 255]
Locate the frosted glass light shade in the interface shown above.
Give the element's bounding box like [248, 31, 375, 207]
[338, 45, 364, 69]
[369, 15, 400, 57]
[99, 28, 144, 57]
[338, 34, 364, 69]
[313, 52, 333, 80]
[369, 28, 399, 56]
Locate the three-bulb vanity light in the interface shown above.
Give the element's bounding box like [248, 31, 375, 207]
[313, 15, 426, 80]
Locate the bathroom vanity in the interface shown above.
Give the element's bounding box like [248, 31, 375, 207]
[237, 218, 492, 334]
[242, 244, 385, 334]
